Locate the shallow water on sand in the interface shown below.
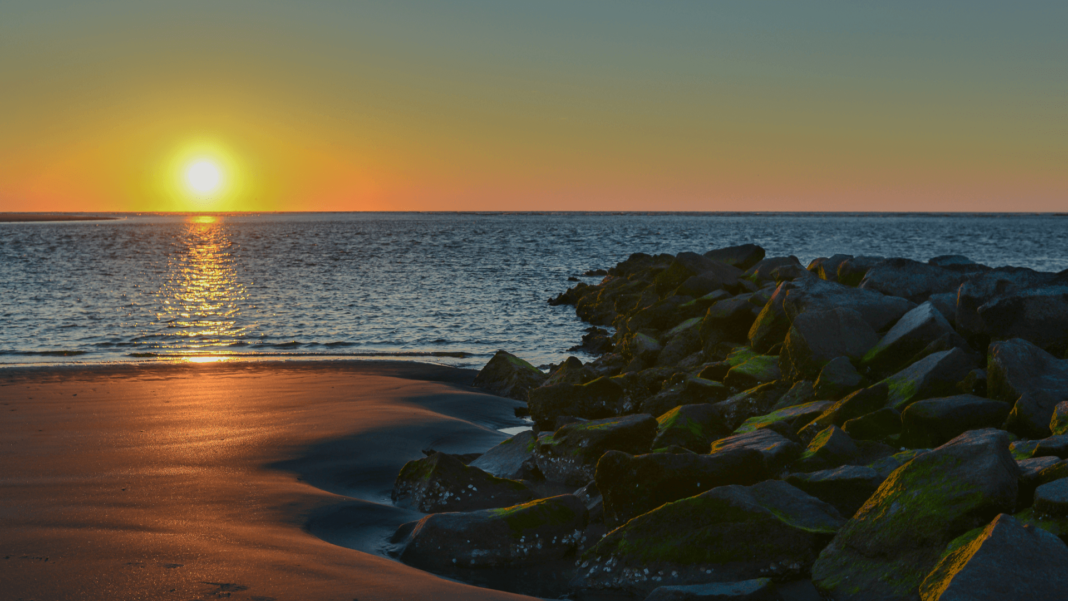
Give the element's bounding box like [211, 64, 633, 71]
[2, 212, 1066, 368]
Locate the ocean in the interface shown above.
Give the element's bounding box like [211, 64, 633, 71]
[2, 212, 1066, 368]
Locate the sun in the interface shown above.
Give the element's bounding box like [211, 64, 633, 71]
[185, 159, 224, 195]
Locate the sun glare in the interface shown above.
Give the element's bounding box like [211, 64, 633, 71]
[186, 159, 223, 195]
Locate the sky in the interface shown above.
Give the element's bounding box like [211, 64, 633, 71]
[0, 1, 1065, 213]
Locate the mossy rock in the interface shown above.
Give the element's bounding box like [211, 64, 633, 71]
[882, 348, 977, 412]
[534, 414, 658, 486]
[473, 349, 548, 401]
[576, 480, 843, 595]
[811, 429, 1020, 601]
[723, 355, 781, 390]
[653, 403, 732, 453]
[395, 494, 588, 572]
[392, 452, 535, 513]
[734, 400, 833, 435]
[528, 376, 627, 431]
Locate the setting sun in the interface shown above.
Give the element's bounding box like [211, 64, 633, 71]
[186, 159, 223, 195]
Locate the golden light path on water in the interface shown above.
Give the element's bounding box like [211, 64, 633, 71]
[155, 215, 247, 363]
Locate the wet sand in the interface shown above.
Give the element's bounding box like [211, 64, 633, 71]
[0, 361, 535, 601]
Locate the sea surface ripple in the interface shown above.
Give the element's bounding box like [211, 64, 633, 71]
[1, 212, 1066, 368]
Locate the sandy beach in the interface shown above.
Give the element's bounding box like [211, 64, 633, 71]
[0, 360, 537, 601]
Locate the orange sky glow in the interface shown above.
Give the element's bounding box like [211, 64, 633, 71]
[1, 2, 1065, 213]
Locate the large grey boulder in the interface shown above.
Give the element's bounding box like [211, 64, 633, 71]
[785, 465, 884, 519]
[473, 350, 547, 401]
[701, 296, 762, 346]
[813, 356, 866, 400]
[861, 302, 970, 377]
[710, 426, 802, 472]
[744, 256, 808, 283]
[918, 513, 1068, 601]
[883, 348, 978, 411]
[723, 355, 781, 390]
[596, 448, 768, 529]
[988, 338, 1068, 438]
[392, 452, 535, 513]
[734, 400, 833, 435]
[469, 431, 539, 480]
[704, 244, 766, 270]
[714, 382, 789, 430]
[534, 414, 658, 485]
[811, 429, 1020, 601]
[900, 395, 1013, 448]
[577, 481, 843, 595]
[780, 308, 879, 382]
[655, 252, 744, 296]
[858, 258, 967, 303]
[974, 283, 1068, 357]
[395, 494, 588, 571]
[528, 376, 627, 430]
[652, 403, 732, 452]
[792, 425, 860, 473]
[808, 254, 853, 283]
[749, 279, 914, 355]
[837, 256, 886, 287]
[955, 267, 1061, 349]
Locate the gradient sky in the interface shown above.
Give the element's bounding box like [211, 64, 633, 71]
[1, 1, 1065, 212]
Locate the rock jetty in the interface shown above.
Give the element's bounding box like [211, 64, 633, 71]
[388, 244, 1068, 600]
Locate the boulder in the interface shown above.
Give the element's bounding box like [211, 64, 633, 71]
[528, 376, 627, 431]
[813, 356, 866, 400]
[748, 279, 914, 355]
[808, 254, 853, 283]
[867, 448, 927, 478]
[392, 452, 535, 513]
[645, 579, 781, 601]
[621, 332, 664, 364]
[744, 256, 805, 283]
[653, 403, 732, 452]
[780, 308, 878, 382]
[577, 481, 843, 594]
[395, 494, 588, 571]
[701, 296, 761, 346]
[1054, 401, 1068, 436]
[1033, 435, 1068, 460]
[473, 350, 547, 401]
[975, 283, 1068, 357]
[955, 267, 1061, 349]
[883, 348, 978, 411]
[988, 338, 1068, 438]
[926, 292, 958, 325]
[655, 252, 743, 296]
[836, 256, 886, 287]
[785, 465, 884, 519]
[928, 255, 981, 269]
[544, 356, 593, 386]
[841, 407, 902, 442]
[697, 361, 731, 382]
[918, 513, 1068, 601]
[658, 320, 704, 366]
[1017, 456, 1063, 508]
[704, 244, 766, 270]
[900, 395, 1013, 448]
[569, 326, 615, 355]
[734, 401, 833, 435]
[811, 429, 1020, 601]
[714, 382, 789, 430]
[770, 380, 815, 411]
[469, 431, 540, 480]
[1035, 479, 1068, 517]
[801, 383, 889, 440]
[641, 377, 731, 417]
[535, 414, 658, 486]
[723, 355, 781, 389]
[792, 426, 860, 473]
[624, 296, 697, 337]
[861, 302, 970, 377]
[596, 448, 768, 529]
[710, 426, 802, 473]
[858, 258, 967, 303]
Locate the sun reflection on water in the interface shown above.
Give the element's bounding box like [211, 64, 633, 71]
[151, 216, 251, 356]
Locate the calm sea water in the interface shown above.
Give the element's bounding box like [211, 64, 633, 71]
[1, 213, 1066, 368]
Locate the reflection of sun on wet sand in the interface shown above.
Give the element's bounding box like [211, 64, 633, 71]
[0, 213, 119, 222]
[0, 361, 534, 601]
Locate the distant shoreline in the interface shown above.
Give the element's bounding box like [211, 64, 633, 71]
[0, 213, 119, 223]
